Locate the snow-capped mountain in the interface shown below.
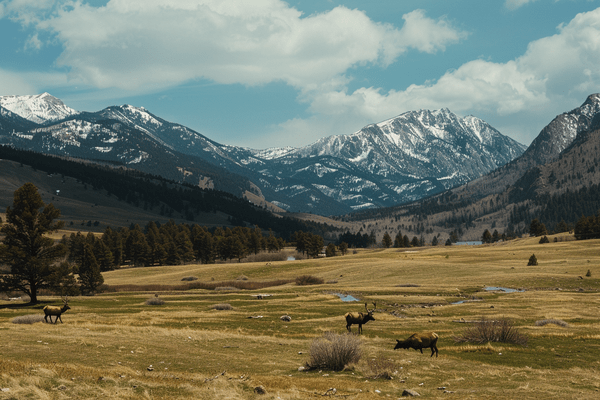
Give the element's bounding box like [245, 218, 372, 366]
[0, 93, 527, 215]
[0, 93, 79, 124]
[447, 93, 600, 203]
[229, 109, 526, 213]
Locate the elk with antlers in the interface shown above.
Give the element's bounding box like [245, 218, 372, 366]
[43, 297, 71, 324]
[344, 302, 376, 334]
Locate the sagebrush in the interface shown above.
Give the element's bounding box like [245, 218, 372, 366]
[295, 275, 324, 285]
[145, 296, 165, 306]
[454, 317, 528, 346]
[306, 332, 362, 371]
[12, 315, 45, 324]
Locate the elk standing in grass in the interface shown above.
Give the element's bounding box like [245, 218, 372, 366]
[344, 302, 376, 334]
[43, 297, 70, 324]
[394, 332, 439, 357]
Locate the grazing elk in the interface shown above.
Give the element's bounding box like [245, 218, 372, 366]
[43, 297, 71, 324]
[394, 332, 439, 357]
[344, 302, 376, 334]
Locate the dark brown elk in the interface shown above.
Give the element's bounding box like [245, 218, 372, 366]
[43, 297, 71, 324]
[394, 332, 439, 357]
[344, 302, 376, 334]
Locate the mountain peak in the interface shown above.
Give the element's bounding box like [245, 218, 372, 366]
[583, 93, 600, 106]
[0, 93, 79, 124]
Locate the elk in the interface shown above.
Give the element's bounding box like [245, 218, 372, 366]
[394, 332, 439, 357]
[43, 297, 71, 324]
[344, 302, 376, 334]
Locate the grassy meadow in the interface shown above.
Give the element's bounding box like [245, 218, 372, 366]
[1, 234, 600, 399]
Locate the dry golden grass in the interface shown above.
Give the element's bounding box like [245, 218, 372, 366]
[2, 234, 600, 398]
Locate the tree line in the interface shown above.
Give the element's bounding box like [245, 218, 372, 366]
[0, 146, 334, 240]
[0, 183, 331, 303]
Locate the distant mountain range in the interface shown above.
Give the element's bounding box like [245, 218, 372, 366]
[348, 94, 600, 242]
[1, 92, 526, 215]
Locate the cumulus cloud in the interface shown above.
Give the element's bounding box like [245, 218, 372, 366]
[1, 0, 466, 92]
[295, 7, 600, 142]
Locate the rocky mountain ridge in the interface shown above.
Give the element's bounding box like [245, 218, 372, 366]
[1, 93, 527, 215]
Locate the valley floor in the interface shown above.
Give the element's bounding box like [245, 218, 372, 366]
[1, 234, 600, 399]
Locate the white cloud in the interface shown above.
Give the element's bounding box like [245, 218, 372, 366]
[289, 7, 600, 146]
[505, 0, 540, 10]
[3, 0, 466, 92]
[0, 68, 66, 95]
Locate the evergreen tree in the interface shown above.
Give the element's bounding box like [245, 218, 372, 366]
[394, 232, 404, 248]
[78, 243, 104, 294]
[92, 239, 114, 272]
[382, 232, 392, 248]
[125, 226, 150, 266]
[164, 239, 181, 265]
[529, 219, 547, 237]
[338, 241, 349, 255]
[175, 231, 195, 263]
[325, 243, 336, 257]
[492, 230, 500, 243]
[411, 236, 420, 247]
[482, 229, 492, 244]
[0, 183, 67, 303]
[307, 234, 324, 258]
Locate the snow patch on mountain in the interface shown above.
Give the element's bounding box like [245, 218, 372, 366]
[0, 93, 78, 124]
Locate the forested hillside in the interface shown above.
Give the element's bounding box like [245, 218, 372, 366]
[0, 146, 333, 239]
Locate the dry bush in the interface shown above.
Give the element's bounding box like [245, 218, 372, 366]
[364, 354, 397, 380]
[145, 296, 165, 306]
[181, 276, 198, 281]
[535, 319, 570, 328]
[306, 332, 362, 371]
[295, 275, 324, 286]
[12, 315, 45, 324]
[212, 303, 233, 310]
[454, 317, 528, 346]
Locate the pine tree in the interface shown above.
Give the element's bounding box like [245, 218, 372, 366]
[0, 183, 67, 303]
[382, 232, 392, 248]
[325, 243, 336, 257]
[78, 243, 104, 294]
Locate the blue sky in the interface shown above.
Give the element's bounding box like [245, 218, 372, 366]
[1, 0, 600, 149]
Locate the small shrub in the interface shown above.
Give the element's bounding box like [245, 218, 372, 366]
[181, 276, 198, 281]
[295, 275, 324, 286]
[527, 254, 538, 266]
[586, 269, 592, 277]
[212, 303, 233, 310]
[453, 317, 528, 346]
[12, 315, 45, 324]
[306, 332, 362, 371]
[535, 319, 569, 328]
[145, 296, 165, 306]
[539, 236, 550, 244]
[364, 354, 397, 380]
